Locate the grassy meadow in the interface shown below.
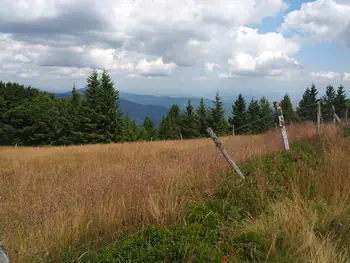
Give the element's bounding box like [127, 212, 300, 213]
[2, 123, 350, 262]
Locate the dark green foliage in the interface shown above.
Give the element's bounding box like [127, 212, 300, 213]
[181, 100, 199, 139]
[142, 116, 157, 140]
[321, 85, 336, 122]
[334, 85, 347, 118]
[246, 99, 260, 134]
[258, 97, 275, 133]
[280, 94, 296, 125]
[196, 97, 208, 137]
[297, 84, 318, 122]
[229, 94, 248, 135]
[208, 91, 228, 136]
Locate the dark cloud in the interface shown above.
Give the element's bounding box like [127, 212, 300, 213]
[36, 49, 100, 69]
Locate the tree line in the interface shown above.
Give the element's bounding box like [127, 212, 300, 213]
[0, 70, 348, 146]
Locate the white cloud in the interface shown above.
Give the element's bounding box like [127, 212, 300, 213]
[344, 72, 350, 81]
[192, 76, 208, 80]
[204, 62, 220, 72]
[280, 0, 350, 45]
[135, 57, 177, 77]
[222, 27, 301, 77]
[311, 71, 350, 81]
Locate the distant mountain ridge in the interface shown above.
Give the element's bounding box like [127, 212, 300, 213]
[53, 89, 237, 124]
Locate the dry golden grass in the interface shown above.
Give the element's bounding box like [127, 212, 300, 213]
[238, 125, 350, 263]
[0, 123, 316, 262]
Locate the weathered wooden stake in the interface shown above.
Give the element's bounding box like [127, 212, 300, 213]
[277, 103, 290, 151]
[0, 244, 10, 263]
[317, 101, 321, 138]
[345, 107, 348, 124]
[332, 105, 342, 124]
[180, 133, 183, 141]
[232, 124, 235, 136]
[206, 128, 245, 179]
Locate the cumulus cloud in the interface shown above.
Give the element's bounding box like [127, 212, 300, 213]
[0, 0, 292, 84]
[192, 76, 208, 80]
[280, 0, 350, 46]
[204, 63, 220, 72]
[312, 71, 350, 81]
[135, 58, 177, 77]
[222, 27, 301, 77]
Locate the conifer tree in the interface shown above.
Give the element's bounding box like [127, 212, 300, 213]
[196, 97, 208, 137]
[142, 116, 157, 140]
[280, 94, 296, 125]
[258, 97, 274, 133]
[158, 117, 168, 140]
[166, 104, 182, 139]
[122, 114, 137, 141]
[321, 85, 336, 122]
[297, 84, 318, 122]
[229, 94, 248, 135]
[334, 85, 347, 118]
[100, 70, 123, 142]
[208, 91, 227, 136]
[246, 98, 260, 134]
[181, 100, 199, 139]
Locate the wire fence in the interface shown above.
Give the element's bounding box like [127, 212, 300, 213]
[1, 100, 349, 263]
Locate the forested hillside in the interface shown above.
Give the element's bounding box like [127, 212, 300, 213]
[0, 70, 348, 146]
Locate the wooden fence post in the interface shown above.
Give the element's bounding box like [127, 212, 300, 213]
[332, 105, 342, 124]
[232, 124, 235, 136]
[345, 107, 348, 124]
[277, 103, 290, 151]
[206, 128, 245, 179]
[180, 133, 183, 141]
[317, 101, 321, 138]
[0, 244, 10, 263]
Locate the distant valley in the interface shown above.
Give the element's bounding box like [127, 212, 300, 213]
[54, 89, 235, 124]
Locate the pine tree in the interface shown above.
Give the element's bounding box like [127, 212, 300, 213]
[100, 70, 123, 142]
[142, 116, 157, 140]
[258, 97, 274, 133]
[321, 85, 336, 122]
[166, 104, 182, 139]
[229, 94, 248, 135]
[122, 115, 137, 141]
[334, 85, 347, 118]
[208, 91, 227, 136]
[297, 84, 318, 122]
[280, 94, 296, 125]
[196, 97, 208, 137]
[83, 70, 103, 142]
[246, 98, 260, 134]
[181, 100, 199, 139]
[158, 117, 169, 140]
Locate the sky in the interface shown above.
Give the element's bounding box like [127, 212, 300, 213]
[0, 0, 349, 101]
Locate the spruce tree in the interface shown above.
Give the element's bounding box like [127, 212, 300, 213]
[122, 114, 137, 141]
[83, 70, 103, 142]
[142, 116, 157, 140]
[334, 85, 347, 118]
[280, 94, 296, 125]
[297, 84, 318, 122]
[321, 85, 336, 122]
[208, 91, 227, 136]
[229, 94, 248, 135]
[181, 100, 199, 139]
[196, 97, 208, 137]
[166, 104, 182, 139]
[158, 117, 169, 140]
[246, 98, 260, 134]
[258, 97, 274, 133]
[100, 70, 123, 142]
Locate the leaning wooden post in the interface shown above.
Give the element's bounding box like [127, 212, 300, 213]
[317, 101, 321, 138]
[332, 105, 342, 124]
[232, 124, 235, 136]
[206, 128, 245, 179]
[277, 103, 290, 151]
[0, 243, 10, 263]
[180, 133, 183, 141]
[345, 107, 348, 124]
